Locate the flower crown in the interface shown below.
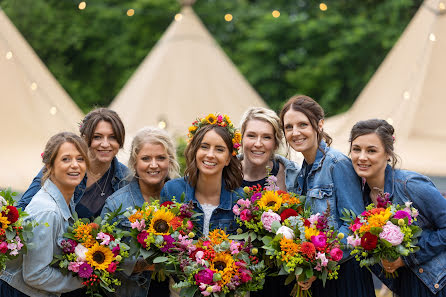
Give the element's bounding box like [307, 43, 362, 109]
[188, 113, 242, 156]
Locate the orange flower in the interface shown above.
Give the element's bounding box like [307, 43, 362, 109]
[74, 222, 95, 248]
[300, 242, 316, 259]
[280, 237, 300, 262]
[209, 229, 229, 246]
[128, 210, 144, 223]
[170, 216, 182, 231]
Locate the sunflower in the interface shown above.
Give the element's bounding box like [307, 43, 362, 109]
[205, 114, 217, 125]
[86, 243, 114, 271]
[148, 209, 175, 235]
[257, 191, 282, 211]
[210, 252, 234, 285]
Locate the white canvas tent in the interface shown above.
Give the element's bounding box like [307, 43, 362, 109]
[325, 0, 446, 178]
[110, 1, 267, 145]
[0, 9, 84, 191]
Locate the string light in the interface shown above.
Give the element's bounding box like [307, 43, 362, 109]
[126, 9, 135, 17]
[429, 33, 436, 41]
[158, 120, 167, 129]
[78, 1, 86, 10]
[224, 14, 233, 22]
[403, 91, 410, 100]
[272, 10, 280, 18]
[386, 118, 394, 125]
[439, 2, 445, 10]
[30, 82, 38, 90]
[5, 51, 13, 59]
[49, 107, 57, 115]
[175, 13, 183, 21]
[319, 3, 328, 11]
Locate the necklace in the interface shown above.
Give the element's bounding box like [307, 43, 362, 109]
[95, 167, 111, 197]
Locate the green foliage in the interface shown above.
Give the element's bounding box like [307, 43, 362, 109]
[1, 0, 423, 115]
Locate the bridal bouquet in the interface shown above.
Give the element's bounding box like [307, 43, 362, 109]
[0, 188, 37, 271]
[342, 192, 421, 277]
[51, 211, 130, 296]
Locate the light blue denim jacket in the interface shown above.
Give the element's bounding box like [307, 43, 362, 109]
[100, 179, 151, 297]
[374, 165, 446, 294]
[17, 157, 129, 212]
[0, 180, 82, 297]
[275, 154, 301, 192]
[292, 141, 365, 254]
[160, 177, 243, 236]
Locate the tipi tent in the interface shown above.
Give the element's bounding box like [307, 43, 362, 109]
[325, 0, 446, 178]
[0, 9, 84, 191]
[110, 1, 267, 142]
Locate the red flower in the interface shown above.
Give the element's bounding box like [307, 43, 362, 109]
[303, 219, 311, 227]
[361, 232, 378, 250]
[3, 206, 19, 224]
[104, 232, 115, 242]
[160, 201, 174, 208]
[280, 208, 299, 222]
[300, 242, 316, 259]
[137, 231, 149, 248]
[277, 190, 287, 196]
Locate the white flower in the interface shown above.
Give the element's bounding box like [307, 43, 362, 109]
[0, 195, 7, 207]
[74, 244, 88, 262]
[276, 226, 295, 239]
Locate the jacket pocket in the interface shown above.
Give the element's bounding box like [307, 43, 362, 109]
[307, 185, 334, 199]
[306, 185, 334, 214]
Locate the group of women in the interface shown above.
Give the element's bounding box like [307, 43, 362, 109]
[0, 95, 445, 297]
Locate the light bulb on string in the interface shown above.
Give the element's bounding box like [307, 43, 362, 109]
[127, 9, 135, 17]
[5, 51, 13, 59]
[175, 13, 183, 21]
[403, 91, 410, 100]
[439, 2, 445, 10]
[158, 121, 167, 129]
[49, 107, 57, 115]
[429, 33, 436, 41]
[30, 82, 38, 91]
[272, 10, 280, 18]
[224, 14, 233, 22]
[319, 3, 328, 11]
[78, 1, 86, 10]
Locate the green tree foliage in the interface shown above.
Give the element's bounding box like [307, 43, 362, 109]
[1, 0, 422, 115]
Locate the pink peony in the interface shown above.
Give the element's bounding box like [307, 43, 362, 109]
[240, 209, 253, 221]
[347, 235, 361, 247]
[194, 268, 214, 285]
[330, 247, 343, 262]
[232, 204, 241, 216]
[261, 210, 281, 232]
[74, 244, 88, 262]
[393, 210, 412, 225]
[68, 262, 81, 273]
[379, 221, 404, 246]
[137, 231, 149, 249]
[107, 262, 117, 273]
[311, 234, 327, 248]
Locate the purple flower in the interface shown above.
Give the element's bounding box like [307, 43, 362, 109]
[160, 235, 175, 252]
[311, 234, 327, 248]
[316, 216, 328, 231]
[376, 192, 391, 208]
[180, 203, 194, 218]
[112, 245, 120, 257]
[78, 263, 93, 278]
[194, 268, 214, 285]
[61, 239, 77, 254]
[250, 192, 262, 203]
[393, 210, 412, 225]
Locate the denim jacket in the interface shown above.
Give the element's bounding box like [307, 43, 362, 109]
[0, 180, 82, 297]
[160, 178, 243, 236]
[100, 179, 151, 297]
[378, 165, 446, 294]
[275, 154, 301, 192]
[17, 157, 129, 211]
[292, 141, 365, 254]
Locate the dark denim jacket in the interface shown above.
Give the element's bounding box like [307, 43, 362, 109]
[292, 141, 365, 254]
[100, 179, 151, 297]
[160, 177, 243, 236]
[17, 157, 129, 212]
[377, 165, 446, 294]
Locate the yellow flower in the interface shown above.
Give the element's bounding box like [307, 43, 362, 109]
[148, 209, 175, 235]
[86, 243, 114, 271]
[232, 130, 242, 144]
[188, 125, 197, 133]
[0, 214, 10, 229]
[205, 114, 217, 125]
[210, 252, 234, 285]
[223, 115, 232, 125]
[359, 208, 391, 234]
[304, 227, 320, 240]
[209, 229, 229, 245]
[257, 191, 282, 211]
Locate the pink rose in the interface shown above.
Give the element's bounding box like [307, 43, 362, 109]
[330, 248, 343, 262]
[186, 220, 194, 230]
[350, 217, 362, 232]
[194, 268, 214, 285]
[240, 209, 252, 221]
[232, 204, 241, 216]
[311, 234, 327, 248]
[379, 221, 404, 246]
[347, 235, 361, 247]
[68, 262, 81, 273]
[261, 210, 281, 232]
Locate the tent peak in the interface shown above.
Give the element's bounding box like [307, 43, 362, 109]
[178, 0, 196, 7]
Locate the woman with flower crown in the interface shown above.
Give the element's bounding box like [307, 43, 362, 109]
[349, 119, 446, 297]
[0, 132, 89, 296]
[100, 127, 180, 297]
[279, 95, 375, 297]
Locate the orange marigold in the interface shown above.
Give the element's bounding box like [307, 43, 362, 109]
[74, 222, 95, 248]
[128, 210, 144, 223]
[280, 237, 300, 262]
[209, 229, 229, 246]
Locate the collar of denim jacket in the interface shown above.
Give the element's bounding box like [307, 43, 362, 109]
[383, 164, 396, 198]
[43, 179, 75, 221]
[183, 177, 233, 211]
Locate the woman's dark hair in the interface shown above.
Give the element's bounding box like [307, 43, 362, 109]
[349, 119, 399, 168]
[79, 108, 125, 148]
[279, 94, 332, 149]
[184, 125, 243, 191]
[42, 132, 90, 184]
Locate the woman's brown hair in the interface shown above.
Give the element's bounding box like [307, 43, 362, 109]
[184, 125, 242, 191]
